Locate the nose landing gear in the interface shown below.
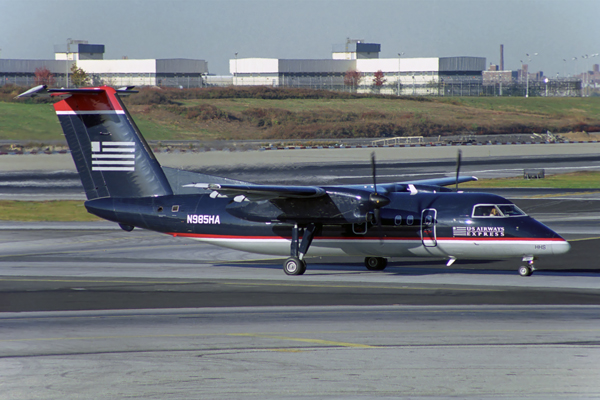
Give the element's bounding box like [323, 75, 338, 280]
[519, 258, 535, 277]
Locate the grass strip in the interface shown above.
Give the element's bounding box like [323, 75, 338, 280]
[461, 171, 600, 189]
[0, 200, 100, 222]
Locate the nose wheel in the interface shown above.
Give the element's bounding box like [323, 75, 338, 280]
[518, 260, 535, 277]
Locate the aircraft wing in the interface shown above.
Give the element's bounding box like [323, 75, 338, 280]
[183, 183, 326, 201]
[399, 176, 478, 187]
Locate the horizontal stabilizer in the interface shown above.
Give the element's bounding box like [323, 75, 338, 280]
[17, 85, 137, 99]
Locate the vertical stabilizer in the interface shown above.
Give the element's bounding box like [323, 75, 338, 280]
[51, 86, 172, 199]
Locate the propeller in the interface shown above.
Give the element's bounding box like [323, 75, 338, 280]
[455, 149, 462, 191]
[369, 152, 391, 243]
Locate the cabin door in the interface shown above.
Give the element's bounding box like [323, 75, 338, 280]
[421, 208, 437, 247]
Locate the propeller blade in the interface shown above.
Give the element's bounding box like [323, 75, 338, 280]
[371, 152, 377, 193]
[368, 152, 389, 245]
[455, 149, 462, 191]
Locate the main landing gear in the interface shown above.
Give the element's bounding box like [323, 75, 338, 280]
[283, 223, 318, 276]
[364, 257, 388, 271]
[281, 224, 390, 275]
[284, 257, 306, 275]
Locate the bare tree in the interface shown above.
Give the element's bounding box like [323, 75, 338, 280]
[373, 70, 386, 92]
[34, 67, 55, 86]
[344, 69, 363, 91]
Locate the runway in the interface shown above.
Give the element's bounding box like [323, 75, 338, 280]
[2, 305, 600, 399]
[2, 146, 600, 398]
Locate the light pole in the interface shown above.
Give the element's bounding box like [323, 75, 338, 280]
[65, 38, 72, 87]
[523, 52, 538, 98]
[397, 52, 404, 96]
[234, 52, 238, 86]
[544, 77, 549, 97]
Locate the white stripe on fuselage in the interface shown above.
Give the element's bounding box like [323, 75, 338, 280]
[182, 236, 567, 258]
[56, 110, 126, 115]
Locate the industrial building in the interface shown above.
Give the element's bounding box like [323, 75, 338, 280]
[230, 40, 487, 96]
[1, 41, 208, 88]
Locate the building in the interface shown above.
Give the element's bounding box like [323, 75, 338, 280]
[332, 39, 381, 60]
[1, 41, 208, 88]
[230, 42, 486, 96]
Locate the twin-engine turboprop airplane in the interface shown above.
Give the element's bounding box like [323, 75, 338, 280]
[18, 85, 570, 276]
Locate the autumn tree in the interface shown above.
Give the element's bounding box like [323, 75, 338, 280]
[34, 66, 55, 86]
[372, 70, 386, 92]
[344, 69, 363, 90]
[70, 63, 91, 87]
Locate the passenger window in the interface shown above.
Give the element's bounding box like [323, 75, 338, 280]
[394, 215, 402, 225]
[406, 215, 414, 225]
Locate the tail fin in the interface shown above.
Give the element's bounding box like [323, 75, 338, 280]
[21, 85, 173, 199]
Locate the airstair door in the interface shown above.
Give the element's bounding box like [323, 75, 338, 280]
[421, 208, 437, 247]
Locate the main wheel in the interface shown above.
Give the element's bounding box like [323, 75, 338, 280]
[364, 257, 388, 271]
[284, 257, 306, 276]
[518, 265, 533, 277]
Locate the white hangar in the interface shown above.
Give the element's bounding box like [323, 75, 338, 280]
[229, 41, 486, 95]
[1, 41, 208, 88]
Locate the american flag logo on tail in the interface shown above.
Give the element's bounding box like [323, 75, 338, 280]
[91, 141, 135, 171]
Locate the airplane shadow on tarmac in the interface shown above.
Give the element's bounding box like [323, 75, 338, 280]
[214, 258, 600, 277]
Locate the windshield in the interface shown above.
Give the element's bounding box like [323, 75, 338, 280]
[472, 204, 526, 218]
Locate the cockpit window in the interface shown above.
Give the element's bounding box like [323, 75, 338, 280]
[497, 204, 526, 216]
[472, 204, 526, 218]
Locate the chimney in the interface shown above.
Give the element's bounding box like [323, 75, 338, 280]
[500, 44, 504, 71]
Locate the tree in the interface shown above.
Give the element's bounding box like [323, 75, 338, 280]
[344, 69, 363, 90]
[373, 70, 386, 92]
[70, 63, 91, 87]
[34, 66, 55, 86]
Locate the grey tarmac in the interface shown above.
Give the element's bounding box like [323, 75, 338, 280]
[2, 144, 600, 399]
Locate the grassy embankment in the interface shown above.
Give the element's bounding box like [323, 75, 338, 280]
[1, 171, 599, 222]
[2, 86, 600, 142]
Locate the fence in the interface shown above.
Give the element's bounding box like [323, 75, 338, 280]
[2, 72, 584, 97]
[1, 74, 207, 89]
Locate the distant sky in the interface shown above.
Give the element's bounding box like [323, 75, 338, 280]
[1, 0, 598, 76]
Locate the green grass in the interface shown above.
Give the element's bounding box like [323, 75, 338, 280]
[0, 102, 64, 141]
[440, 97, 600, 119]
[0, 201, 100, 222]
[5, 95, 600, 142]
[462, 171, 600, 189]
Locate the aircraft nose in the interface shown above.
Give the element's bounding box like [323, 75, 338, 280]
[552, 239, 571, 255]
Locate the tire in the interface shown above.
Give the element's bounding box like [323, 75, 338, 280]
[519, 265, 532, 277]
[284, 257, 306, 275]
[365, 257, 388, 271]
